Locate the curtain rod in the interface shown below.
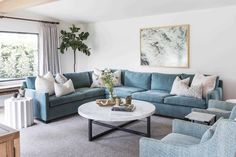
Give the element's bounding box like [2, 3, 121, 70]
[0, 15, 60, 25]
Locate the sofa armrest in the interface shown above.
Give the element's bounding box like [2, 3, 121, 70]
[140, 137, 189, 157]
[25, 89, 49, 121]
[208, 100, 236, 111]
[206, 87, 223, 102]
[172, 119, 210, 138]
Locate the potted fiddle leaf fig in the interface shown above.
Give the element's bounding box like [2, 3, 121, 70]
[59, 24, 91, 72]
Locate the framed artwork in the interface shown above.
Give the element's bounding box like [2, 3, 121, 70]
[140, 24, 190, 68]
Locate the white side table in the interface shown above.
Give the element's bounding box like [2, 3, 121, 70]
[226, 99, 236, 103]
[4, 97, 34, 129]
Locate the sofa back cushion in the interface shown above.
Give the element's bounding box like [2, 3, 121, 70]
[64, 72, 91, 89]
[26, 76, 36, 89]
[124, 70, 151, 90]
[181, 73, 220, 89]
[151, 73, 180, 91]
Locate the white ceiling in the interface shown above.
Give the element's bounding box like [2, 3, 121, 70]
[26, 0, 236, 23]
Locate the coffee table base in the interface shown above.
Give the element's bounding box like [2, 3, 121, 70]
[88, 116, 151, 141]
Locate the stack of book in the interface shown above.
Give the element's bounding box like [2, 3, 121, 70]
[111, 104, 136, 112]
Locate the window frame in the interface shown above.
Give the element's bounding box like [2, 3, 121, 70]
[0, 31, 39, 82]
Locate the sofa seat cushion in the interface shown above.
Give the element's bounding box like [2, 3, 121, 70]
[132, 90, 172, 103]
[49, 87, 105, 107]
[105, 86, 145, 98]
[161, 133, 201, 146]
[164, 96, 206, 108]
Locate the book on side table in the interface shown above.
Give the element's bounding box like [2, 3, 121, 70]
[111, 104, 136, 112]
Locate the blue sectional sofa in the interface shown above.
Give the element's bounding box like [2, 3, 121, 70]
[24, 70, 223, 123]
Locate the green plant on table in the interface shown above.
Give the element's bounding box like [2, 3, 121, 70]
[101, 70, 114, 100]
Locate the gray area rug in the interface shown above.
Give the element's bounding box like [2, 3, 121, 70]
[20, 115, 172, 157]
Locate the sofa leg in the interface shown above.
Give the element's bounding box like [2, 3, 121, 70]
[44, 120, 51, 124]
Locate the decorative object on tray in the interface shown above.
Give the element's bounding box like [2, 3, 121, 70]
[91, 68, 122, 88]
[125, 96, 132, 105]
[115, 97, 122, 105]
[111, 104, 136, 112]
[13, 92, 18, 98]
[96, 99, 116, 107]
[101, 69, 115, 100]
[18, 86, 25, 97]
[140, 24, 190, 68]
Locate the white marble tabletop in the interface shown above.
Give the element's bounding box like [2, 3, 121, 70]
[185, 111, 216, 122]
[78, 100, 156, 122]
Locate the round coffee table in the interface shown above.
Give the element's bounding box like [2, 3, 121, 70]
[78, 100, 156, 141]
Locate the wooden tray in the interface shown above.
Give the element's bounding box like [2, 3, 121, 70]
[96, 99, 116, 107]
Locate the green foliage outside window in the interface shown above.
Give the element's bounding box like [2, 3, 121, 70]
[0, 43, 38, 80]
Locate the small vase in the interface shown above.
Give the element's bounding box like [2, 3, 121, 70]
[108, 90, 114, 101]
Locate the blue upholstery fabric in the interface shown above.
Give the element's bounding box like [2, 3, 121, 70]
[140, 119, 236, 157]
[64, 72, 91, 89]
[200, 117, 223, 143]
[151, 73, 179, 91]
[153, 103, 192, 119]
[162, 133, 200, 146]
[25, 89, 49, 121]
[229, 106, 236, 120]
[192, 100, 236, 120]
[208, 100, 236, 111]
[25, 76, 36, 89]
[50, 88, 105, 107]
[205, 88, 223, 102]
[124, 70, 151, 90]
[180, 73, 195, 85]
[164, 96, 206, 108]
[132, 90, 172, 103]
[105, 86, 145, 98]
[172, 119, 210, 138]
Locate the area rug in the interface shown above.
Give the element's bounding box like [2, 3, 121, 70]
[20, 115, 172, 157]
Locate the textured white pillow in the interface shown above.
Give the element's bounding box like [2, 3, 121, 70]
[91, 68, 104, 87]
[54, 79, 75, 97]
[179, 84, 203, 99]
[191, 73, 217, 98]
[55, 73, 68, 84]
[91, 69, 122, 87]
[170, 76, 190, 95]
[112, 70, 122, 87]
[35, 72, 55, 95]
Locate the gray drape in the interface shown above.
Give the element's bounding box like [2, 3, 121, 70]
[39, 23, 60, 75]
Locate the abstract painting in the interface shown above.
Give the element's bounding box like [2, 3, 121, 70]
[140, 24, 189, 68]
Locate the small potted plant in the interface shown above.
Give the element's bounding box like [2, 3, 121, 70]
[18, 86, 25, 97]
[101, 70, 114, 101]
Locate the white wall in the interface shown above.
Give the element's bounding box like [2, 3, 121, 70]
[82, 6, 236, 100]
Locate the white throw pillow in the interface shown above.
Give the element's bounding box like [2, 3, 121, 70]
[179, 84, 203, 99]
[54, 79, 75, 97]
[35, 72, 55, 95]
[170, 76, 190, 95]
[191, 73, 217, 98]
[91, 68, 104, 88]
[55, 73, 68, 84]
[112, 70, 122, 87]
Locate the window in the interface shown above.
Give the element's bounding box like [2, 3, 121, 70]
[0, 31, 38, 81]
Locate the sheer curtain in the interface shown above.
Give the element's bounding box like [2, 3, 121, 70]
[39, 23, 60, 75]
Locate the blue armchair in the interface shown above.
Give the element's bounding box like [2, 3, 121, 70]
[192, 100, 236, 120]
[140, 108, 236, 157]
